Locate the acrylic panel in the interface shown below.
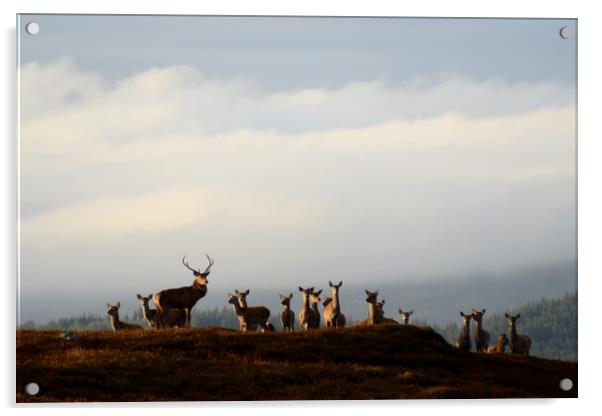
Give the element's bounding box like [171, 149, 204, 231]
[16, 15, 577, 402]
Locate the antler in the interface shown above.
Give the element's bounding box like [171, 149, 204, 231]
[182, 256, 201, 274]
[203, 253, 215, 274]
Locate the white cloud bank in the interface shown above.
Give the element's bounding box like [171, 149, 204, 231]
[19, 59, 576, 294]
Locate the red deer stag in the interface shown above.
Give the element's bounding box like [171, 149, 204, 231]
[152, 254, 214, 328]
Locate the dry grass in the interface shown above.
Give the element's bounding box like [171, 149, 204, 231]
[16, 325, 577, 402]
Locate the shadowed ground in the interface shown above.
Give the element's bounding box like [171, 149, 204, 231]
[16, 325, 577, 402]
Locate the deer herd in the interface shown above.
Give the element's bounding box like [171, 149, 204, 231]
[105, 254, 532, 355]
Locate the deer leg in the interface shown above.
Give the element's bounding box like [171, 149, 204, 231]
[185, 308, 191, 328]
[155, 307, 164, 329]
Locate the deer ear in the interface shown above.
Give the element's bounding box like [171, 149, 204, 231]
[482, 309, 486, 314]
[235, 289, 240, 295]
[148, 294, 153, 299]
[244, 289, 250, 295]
[338, 281, 343, 287]
[365, 290, 370, 295]
[409, 310, 413, 315]
[116, 302, 121, 308]
[316, 289, 322, 295]
[375, 290, 379, 296]
[106, 303, 112, 309]
[298, 287, 304, 292]
[516, 313, 520, 319]
[329, 281, 334, 287]
[398, 308, 402, 314]
[136, 294, 142, 299]
[289, 293, 293, 299]
[228, 293, 233, 298]
[504, 313, 510, 318]
[460, 311, 465, 317]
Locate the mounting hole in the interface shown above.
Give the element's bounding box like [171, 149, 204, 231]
[559, 26, 571, 39]
[25, 22, 40, 35]
[559, 378, 573, 391]
[25, 382, 39, 396]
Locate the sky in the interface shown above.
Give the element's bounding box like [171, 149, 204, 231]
[17, 15, 576, 322]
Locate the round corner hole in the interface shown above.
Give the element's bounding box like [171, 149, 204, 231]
[559, 26, 571, 39]
[25, 22, 40, 35]
[559, 378, 573, 391]
[25, 382, 39, 396]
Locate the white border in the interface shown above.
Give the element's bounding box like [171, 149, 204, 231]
[3, 0, 601, 414]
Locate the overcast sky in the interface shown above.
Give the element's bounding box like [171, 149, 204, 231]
[17, 15, 576, 322]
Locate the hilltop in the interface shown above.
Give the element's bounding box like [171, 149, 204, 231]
[17, 325, 576, 402]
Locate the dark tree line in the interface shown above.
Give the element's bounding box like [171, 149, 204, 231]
[423, 292, 577, 361]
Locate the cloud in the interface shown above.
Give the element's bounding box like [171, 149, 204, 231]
[22, 186, 320, 242]
[19, 59, 576, 293]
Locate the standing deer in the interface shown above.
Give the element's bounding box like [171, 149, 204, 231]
[505, 313, 532, 355]
[106, 302, 143, 332]
[398, 308, 414, 325]
[322, 297, 346, 328]
[365, 290, 383, 325]
[136, 294, 186, 328]
[227, 293, 272, 332]
[487, 333, 509, 353]
[376, 299, 400, 324]
[309, 290, 323, 328]
[472, 308, 491, 353]
[454, 311, 472, 351]
[280, 293, 295, 332]
[323, 281, 345, 328]
[234, 289, 258, 331]
[152, 254, 214, 328]
[298, 287, 314, 330]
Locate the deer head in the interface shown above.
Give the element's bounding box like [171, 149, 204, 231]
[182, 254, 214, 286]
[398, 308, 414, 324]
[364, 290, 379, 304]
[505, 313, 521, 330]
[472, 308, 486, 323]
[106, 302, 121, 318]
[136, 294, 153, 306]
[279, 293, 293, 307]
[310, 290, 323, 305]
[322, 296, 333, 307]
[459, 311, 472, 326]
[234, 289, 250, 306]
[329, 280, 343, 292]
[227, 293, 239, 306]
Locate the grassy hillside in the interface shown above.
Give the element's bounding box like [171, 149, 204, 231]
[17, 325, 577, 402]
[19, 291, 578, 362]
